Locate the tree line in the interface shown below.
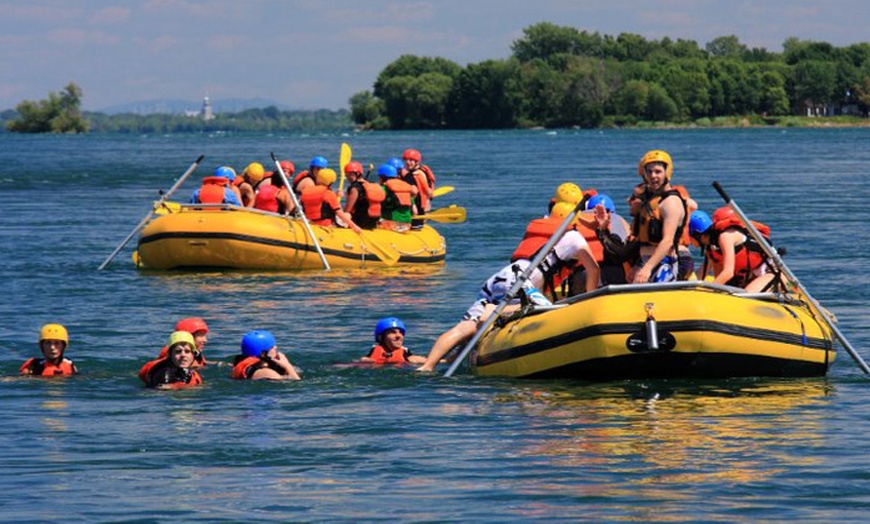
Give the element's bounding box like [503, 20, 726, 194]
[349, 23, 870, 129]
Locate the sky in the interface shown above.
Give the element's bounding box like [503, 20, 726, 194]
[2, 0, 869, 112]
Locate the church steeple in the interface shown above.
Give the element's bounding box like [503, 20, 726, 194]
[201, 93, 214, 121]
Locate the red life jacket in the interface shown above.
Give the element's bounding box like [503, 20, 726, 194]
[420, 164, 436, 188]
[292, 170, 314, 193]
[230, 356, 262, 380]
[198, 176, 229, 204]
[706, 207, 772, 286]
[139, 357, 164, 383]
[20, 357, 76, 376]
[383, 179, 413, 207]
[254, 184, 280, 213]
[140, 358, 202, 388]
[366, 345, 411, 365]
[350, 180, 386, 220]
[405, 169, 431, 211]
[300, 185, 339, 226]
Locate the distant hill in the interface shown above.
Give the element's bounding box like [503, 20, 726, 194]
[96, 97, 294, 115]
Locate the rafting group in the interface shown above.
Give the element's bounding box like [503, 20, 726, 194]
[190, 148, 438, 233]
[21, 148, 798, 384]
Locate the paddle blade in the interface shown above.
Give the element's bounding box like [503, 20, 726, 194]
[432, 185, 454, 198]
[358, 231, 401, 266]
[419, 205, 466, 223]
[338, 143, 352, 202]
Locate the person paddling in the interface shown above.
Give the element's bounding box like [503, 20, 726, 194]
[20, 323, 78, 377]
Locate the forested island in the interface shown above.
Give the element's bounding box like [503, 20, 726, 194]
[4, 23, 869, 133]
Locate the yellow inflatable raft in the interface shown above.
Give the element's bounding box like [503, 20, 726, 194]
[469, 282, 835, 379]
[135, 203, 446, 270]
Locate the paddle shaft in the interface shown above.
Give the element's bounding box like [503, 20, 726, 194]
[713, 181, 869, 374]
[98, 155, 204, 270]
[444, 200, 586, 377]
[271, 152, 330, 270]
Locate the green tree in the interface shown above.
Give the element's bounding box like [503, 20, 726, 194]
[511, 22, 583, 62]
[447, 59, 522, 128]
[792, 60, 837, 107]
[706, 35, 747, 58]
[348, 90, 384, 126]
[7, 82, 88, 133]
[645, 83, 678, 121]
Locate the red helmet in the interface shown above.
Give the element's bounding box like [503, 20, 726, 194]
[711, 206, 736, 225]
[175, 317, 209, 335]
[279, 160, 295, 175]
[344, 161, 364, 175]
[402, 149, 422, 162]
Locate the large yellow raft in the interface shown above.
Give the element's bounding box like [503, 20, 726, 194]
[135, 203, 446, 270]
[469, 282, 836, 380]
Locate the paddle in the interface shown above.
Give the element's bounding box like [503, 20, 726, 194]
[417, 205, 466, 223]
[98, 154, 204, 270]
[713, 181, 869, 374]
[443, 199, 586, 377]
[433, 185, 454, 198]
[358, 230, 401, 266]
[338, 142, 351, 204]
[271, 152, 330, 271]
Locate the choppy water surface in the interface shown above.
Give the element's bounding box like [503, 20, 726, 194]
[1, 128, 869, 521]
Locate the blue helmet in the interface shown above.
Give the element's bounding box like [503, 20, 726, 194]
[374, 317, 406, 342]
[310, 156, 329, 169]
[689, 210, 713, 237]
[586, 194, 616, 213]
[377, 164, 398, 179]
[388, 157, 404, 171]
[215, 166, 236, 181]
[241, 330, 276, 357]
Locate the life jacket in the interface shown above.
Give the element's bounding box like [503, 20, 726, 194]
[672, 185, 693, 247]
[300, 185, 338, 226]
[230, 355, 288, 379]
[705, 207, 772, 287]
[634, 188, 687, 247]
[292, 170, 314, 193]
[382, 179, 414, 222]
[383, 179, 413, 207]
[349, 180, 386, 229]
[404, 169, 431, 212]
[142, 359, 202, 389]
[198, 176, 229, 204]
[254, 184, 281, 213]
[366, 345, 412, 365]
[20, 357, 76, 376]
[510, 217, 603, 296]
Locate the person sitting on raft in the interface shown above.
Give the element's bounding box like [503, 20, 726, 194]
[299, 168, 362, 233]
[292, 156, 328, 196]
[190, 166, 242, 206]
[230, 330, 301, 381]
[688, 208, 776, 293]
[359, 317, 426, 366]
[343, 161, 385, 230]
[417, 198, 600, 372]
[255, 162, 296, 215]
[237, 162, 269, 207]
[141, 331, 203, 389]
[401, 149, 434, 229]
[20, 323, 78, 377]
[377, 163, 417, 232]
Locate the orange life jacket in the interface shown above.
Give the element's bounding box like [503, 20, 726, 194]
[672, 185, 693, 247]
[366, 345, 412, 365]
[420, 164, 436, 188]
[383, 178, 413, 207]
[254, 184, 281, 213]
[230, 356, 262, 380]
[405, 169, 431, 211]
[140, 358, 202, 389]
[634, 188, 687, 247]
[705, 208, 772, 287]
[292, 170, 314, 193]
[300, 185, 339, 226]
[20, 357, 77, 376]
[139, 357, 164, 383]
[198, 176, 229, 204]
[357, 181, 386, 218]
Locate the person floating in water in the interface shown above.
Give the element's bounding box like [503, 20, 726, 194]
[359, 317, 426, 366]
[140, 331, 203, 390]
[230, 330, 301, 381]
[19, 323, 78, 376]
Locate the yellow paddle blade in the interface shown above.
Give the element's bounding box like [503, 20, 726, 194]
[154, 200, 181, 215]
[358, 230, 401, 266]
[338, 142, 352, 202]
[418, 205, 466, 223]
[432, 185, 454, 198]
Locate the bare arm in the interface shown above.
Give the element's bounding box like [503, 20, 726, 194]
[633, 195, 683, 283]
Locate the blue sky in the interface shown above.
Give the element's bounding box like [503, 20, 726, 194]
[2, 0, 868, 112]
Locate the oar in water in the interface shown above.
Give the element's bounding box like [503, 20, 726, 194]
[358, 230, 401, 266]
[271, 152, 330, 271]
[712, 181, 870, 374]
[98, 154, 204, 270]
[338, 142, 351, 205]
[443, 199, 586, 377]
[417, 205, 466, 223]
[433, 185, 454, 198]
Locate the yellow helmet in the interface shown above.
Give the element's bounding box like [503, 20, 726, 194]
[167, 330, 196, 349]
[554, 183, 583, 205]
[637, 150, 673, 180]
[316, 168, 337, 186]
[39, 323, 68, 344]
[550, 201, 577, 221]
[244, 162, 266, 184]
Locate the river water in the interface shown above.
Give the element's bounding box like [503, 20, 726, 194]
[1, 128, 869, 521]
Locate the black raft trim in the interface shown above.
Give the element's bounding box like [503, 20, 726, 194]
[475, 319, 832, 368]
[138, 231, 446, 264]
